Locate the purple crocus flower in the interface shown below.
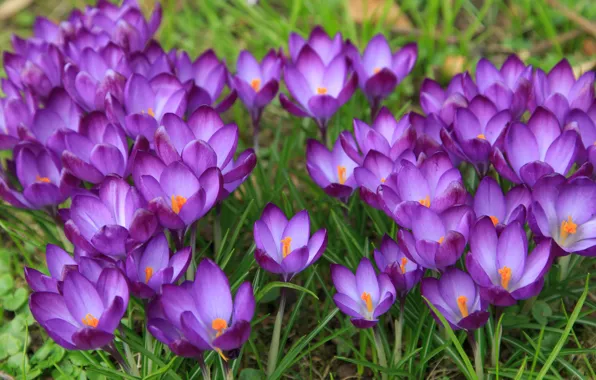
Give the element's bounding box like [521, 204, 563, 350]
[125, 233, 191, 298]
[398, 205, 474, 271]
[331, 258, 396, 328]
[29, 267, 129, 350]
[132, 153, 222, 231]
[466, 217, 553, 306]
[160, 259, 255, 358]
[373, 234, 424, 298]
[530, 174, 596, 256]
[25, 244, 77, 293]
[440, 95, 511, 175]
[306, 137, 359, 199]
[421, 268, 489, 330]
[0, 141, 77, 210]
[280, 45, 357, 135]
[253, 203, 327, 281]
[346, 35, 417, 114]
[174, 49, 237, 114]
[409, 112, 449, 158]
[492, 107, 588, 186]
[419, 72, 477, 125]
[288, 25, 344, 66]
[130, 41, 173, 80]
[531, 59, 595, 124]
[475, 55, 532, 117]
[340, 108, 417, 165]
[473, 177, 530, 230]
[64, 176, 158, 259]
[0, 93, 34, 149]
[354, 150, 396, 209]
[379, 152, 467, 229]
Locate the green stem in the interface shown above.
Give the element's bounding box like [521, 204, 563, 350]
[373, 326, 388, 380]
[392, 299, 405, 366]
[198, 355, 211, 380]
[187, 222, 197, 280]
[557, 255, 572, 281]
[267, 288, 286, 377]
[123, 342, 141, 377]
[491, 306, 503, 367]
[223, 360, 233, 380]
[214, 204, 222, 259]
[468, 332, 484, 380]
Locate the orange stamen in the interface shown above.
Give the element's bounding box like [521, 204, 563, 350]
[82, 313, 99, 328]
[399, 257, 408, 274]
[281, 236, 292, 258]
[489, 215, 499, 226]
[216, 348, 229, 361]
[419, 195, 431, 208]
[147, 108, 155, 118]
[560, 215, 577, 242]
[361, 291, 373, 313]
[438, 236, 444, 244]
[477, 134, 486, 140]
[373, 67, 381, 74]
[337, 165, 347, 185]
[171, 195, 187, 214]
[36, 175, 51, 183]
[316, 87, 327, 95]
[457, 296, 469, 318]
[144, 267, 153, 284]
[380, 177, 386, 183]
[498, 266, 511, 290]
[250, 78, 261, 92]
[212, 318, 228, 337]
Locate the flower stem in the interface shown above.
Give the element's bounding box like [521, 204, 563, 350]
[370, 98, 381, 121]
[558, 255, 572, 281]
[214, 203, 222, 259]
[197, 354, 211, 380]
[392, 299, 405, 366]
[468, 331, 484, 380]
[373, 326, 388, 380]
[252, 111, 262, 154]
[223, 360, 233, 380]
[186, 222, 197, 280]
[267, 288, 287, 377]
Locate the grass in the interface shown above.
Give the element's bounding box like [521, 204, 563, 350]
[0, 0, 596, 378]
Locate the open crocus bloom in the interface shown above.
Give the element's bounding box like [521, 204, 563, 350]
[475, 55, 532, 117]
[331, 258, 396, 328]
[531, 58, 595, 123]
[288, 25, 344, 66]
[441, 95, 511, 175]
[492, 107, 587, 186]
[379, 152, 467, 229]
[29, 268, 129, 350]
[421, 268, 489, 331]
[125, 233, 191, 298]
[419, 73, 477, 125]
[25, 244, 77, 293]
[340, 108, 416, 165]
[306, 137, 359, 199]
[64, 176, 158, 258]
[530, 174, 596, 256]
[374, 234, 423, 298]
[160, 259, 255, 358]
[473, 177, 531, 231]
[253, 203, 327, 281]
[466, 218, 553, 306]
[354, 150, 396, 210]
[398, 205, 474, 271]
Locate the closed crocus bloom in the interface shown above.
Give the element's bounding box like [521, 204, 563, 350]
[441, 95, 511, 175]
[340, 108, 417, 165]
[253, 203, 327, 281]
[125, 233, 191, 298]
[288, 25, 344, 66]
[409, 112, 450, 158]
[25, 244, 77, 293]
[64, 176, 158, 259]
[29, 268, 129, 350]
[280, 45, 357, 133]
[398, 204, 474, 271]
[174, 49, 237, 114]
[374, 234, 423, 298]
[419, 72, 477, 125]
[130, 41, 173, 79]
[160, 259, 256, 358]
[379, 152, 467, 229]
[0, 93, 34, 149]
[0, 141, 78, 210]
[531, 59, 595, 123]
[492, 107, 588, 186]
[331, 258, 396, 328]
[530, 174, 596, 256]
[421, 268, 489, 330]
[475, 55, 532, 117]
[466, 218, 553, 306]
[473, 177, 530, 231]
[132, 153, 222, 230]
[354, 150, 396, 209]
[306, 137, 359, 199]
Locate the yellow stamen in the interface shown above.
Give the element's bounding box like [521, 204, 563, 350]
[498, 266, 511, 290]
[147, 108, 155, 117]
[316, 87, 327, 95]
[337, 165, 347, 185]
[477, 134, 486, 140]
[373, 67, 381, 74]
[212, 318, 228, 337]
[281, 236, 292, 258]
[419, 195, 431, 208]
[457, 296, 469, 318]
[144, 267, 153, 284]
[250, 78, 261, 92]
[438, 236, 444, 244]
[361, 291, 373, 313]
[380, 177, 386, 183]
[489, 215, 499, 226]
[82, 313, 99, 328]
[36, 175, 51, 183]
[216, 348, 229, 361]
[170, 195, 187, 214]
[560, 215, 577, 242]
[399, 257, 408, 274]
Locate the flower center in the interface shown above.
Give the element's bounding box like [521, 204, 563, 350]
[36, 175, 51, 183]
[419, 195, 431, 208]
[144, 267, 153, 283]
[399, 257, 408, 274]
[171, 195, 187, 214]
[361, 291, 373, 313]
[457, 296, 469, 318]
[438, 236, 444, 244]
[498, 266, 511, 290]
[373, 67, 381, 74]
[560, 215, 577, 242]
[281, 236, 292, 258]
[489, 215, 499, 226]
[250, 78, 261, 92]
[337, 165, 347, 185]
[380, 177, 386, 183]
[212, 318, 228, 338]
[82, 313, 99, 328]
[316, 87, 327, 95]
[477, 134, 486, 140]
